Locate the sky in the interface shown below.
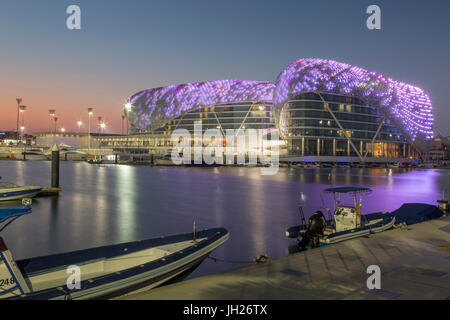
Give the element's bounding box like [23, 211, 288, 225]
[0, 0, 449, 135]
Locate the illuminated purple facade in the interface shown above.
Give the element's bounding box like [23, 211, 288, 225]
[274, 58, 434, 144]
[128, 80, 275, 131]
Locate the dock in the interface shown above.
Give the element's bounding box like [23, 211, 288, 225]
[38, 187, 62, 197]
[118, 215, 450, 300]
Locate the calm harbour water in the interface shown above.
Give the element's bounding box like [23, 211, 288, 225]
[0, 161, 449, 279]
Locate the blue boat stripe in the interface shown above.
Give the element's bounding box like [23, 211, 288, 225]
[0, 250, 24, 295]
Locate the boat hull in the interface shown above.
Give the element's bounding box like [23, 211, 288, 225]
[4, 228, 229, 300]
[0, 188, 42, 201]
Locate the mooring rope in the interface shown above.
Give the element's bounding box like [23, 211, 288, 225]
[208, 254, 269, 264]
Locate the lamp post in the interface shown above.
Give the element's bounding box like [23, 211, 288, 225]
[88, 108, 93, 149]
[97, 116, 103, 134]
[19, 105, 27, 141]
[49, 110, 56, 133]
[20, 126, 25, 144]
[77, 120, 82, 133]
[54, 117, 58, 133]
[124, 103, 131, 135]
[16, 98, 22, 140]
[121, 114, 125, 135]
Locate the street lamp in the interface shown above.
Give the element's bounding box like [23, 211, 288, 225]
[97, 116, 103, 134]
[100, 122, 106, 133]
[61, 128, 65, 133]
[124, 103, 132, 135]
[19, 105, 27, 140]
[49, 109, 56, 133]
[54, 117, 58, 133]
[16, 98, 22, 140]
[121, 114, 126, 135]
[77, 120, 83, 132]
[88, 108, 94, 149]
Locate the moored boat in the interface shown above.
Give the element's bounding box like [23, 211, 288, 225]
[21, 149, 49, 161]
[0, 205, 229, 299]
[286, 187, 444, 249]
[0, 181, 42, 201]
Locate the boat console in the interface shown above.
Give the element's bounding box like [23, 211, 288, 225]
[334, 206, 361, 232]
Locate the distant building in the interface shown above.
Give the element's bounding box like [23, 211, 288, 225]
[34, 132, 116, 149]
[423, 136, 450, 162]
[0, 131, 35, 146]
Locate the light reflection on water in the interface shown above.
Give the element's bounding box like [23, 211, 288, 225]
[0, 161, 448, 279]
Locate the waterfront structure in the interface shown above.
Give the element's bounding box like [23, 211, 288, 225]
[34, 132, 107, 149]
[423, 135, 450, 163]
[41, 59, 435, 163]
[274, 59, 434, 162]
[127, 80, 275, 135]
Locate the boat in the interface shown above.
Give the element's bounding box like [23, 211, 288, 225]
[0, 199, 32, 230]
[61, 150, 88, 161]
[286, 187, 444, 249]
[21, 149, 49, 161]
[0, 180, 42, 202]
[0, 205, 229, 299]
[87, 156, 103, 164]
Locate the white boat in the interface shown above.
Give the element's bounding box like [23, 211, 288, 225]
[22, 149, 49, 161]
[61, 150, 88, 161]
[0, 227, 229, 300]
[286, 187, 443, 249]
[0, 182, 42, 201]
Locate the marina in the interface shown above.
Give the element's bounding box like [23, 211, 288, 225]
[1, 0, 449, 304]
[0, 161, 448, 286]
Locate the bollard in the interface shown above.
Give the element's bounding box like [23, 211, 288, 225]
[23, 151, 26, 161]
[51, 144, 60, 188]
[115, 154, 118, 164]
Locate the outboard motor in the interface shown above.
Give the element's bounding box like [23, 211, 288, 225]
[298, 211, 327, 249]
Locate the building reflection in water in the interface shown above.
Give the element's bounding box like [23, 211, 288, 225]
[116, 165, 137, 242]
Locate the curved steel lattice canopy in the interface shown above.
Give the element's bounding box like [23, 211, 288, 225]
[128, 80, 275, 131]
[273, 58, 434, 146]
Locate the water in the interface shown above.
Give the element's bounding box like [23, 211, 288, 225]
[0, 161, 449, 279]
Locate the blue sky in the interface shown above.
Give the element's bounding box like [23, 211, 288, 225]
[0, 0, 449, 134]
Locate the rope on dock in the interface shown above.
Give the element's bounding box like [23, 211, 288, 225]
[208, 254, 269, 264]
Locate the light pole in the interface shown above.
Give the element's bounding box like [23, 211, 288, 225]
[49, 109, 56, 133]
[54, 117, 58, 133]
[16, 98, 22, 140]
[121, 114, 125, 135]
[97, 117, 103, 134]
[20, 126, 25, 144]
[124, 103, 132, 149]
[88, 108, 93, 149]
[19, 105, 27, 141]
[77, 120, 82, 133]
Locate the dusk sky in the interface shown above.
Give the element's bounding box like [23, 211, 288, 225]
[0, 0, 449, 135]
